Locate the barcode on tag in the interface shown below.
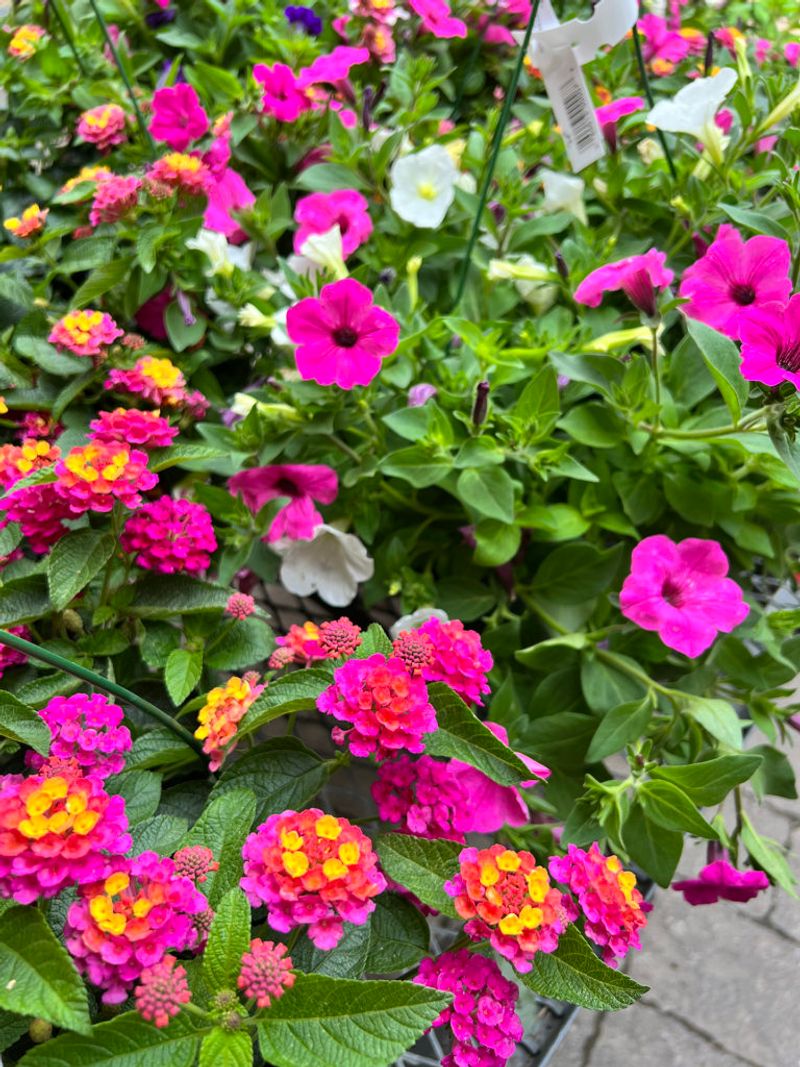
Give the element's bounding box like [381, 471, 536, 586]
[539, 47, 605, 172]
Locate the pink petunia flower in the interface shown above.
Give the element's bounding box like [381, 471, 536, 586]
[203, 166, 255, 241]
[297, 46, 371, 87]
[253, 63, 314, 122]
[229, 463, 338, 542]
[672, 859, 769, 905]
[408, 0, 467, 39]
[286, 278, 400, 389]
[739, 295, 800, 389]
[678, 224, 792, 339]
[293, 190, 373, 257]
[148, 84, 209, 152]
[637, 13, 690, 72]
[619, 535, 750, 658]
[755, 38, 772, 64]
[595, 96, 644, 151]
[574, 249, 674, 318]
[785, 42, 800, 68]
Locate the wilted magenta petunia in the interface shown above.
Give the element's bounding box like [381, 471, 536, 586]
[738, 294, 800, 389]
[148, 84, 209, 152]
[229, 463, 338, 542]
[678, 224, 792, 339]
[672, 860, 769, 905]
[619, 535, 749, 657]
[595, 96, 644, 150]
[286, 278, 400, 389]
[574, 249, 673, 318]
[293, 189, 372, 257]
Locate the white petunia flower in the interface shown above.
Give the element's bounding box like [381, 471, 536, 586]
[540, 170, 587, 225]
[274, 524, 374, 607]
[389, 145, 458, 228]
[389, 607, 449, 640]
[186, 228, 254, 277]
[299, 225, 348, 279]
[647, 68, 737, 164]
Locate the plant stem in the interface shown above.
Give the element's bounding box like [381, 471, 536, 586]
[0, 629, 203, 754]
[87, 0, 156, 156]
[595, 648, 678, 699]
[631, 24, 677, 180]
[452, 0, 543, 309]
[50, 0, 88, 75]
[649, 326, 661, 430]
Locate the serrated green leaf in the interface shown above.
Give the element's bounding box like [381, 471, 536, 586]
[683, 695, 742, 749]
[203, 889, 252, 992]
[165, 648, 203, 705]
[622, 802, 683, 887]
[0, 524, 22, 558]
[47, 530, 115, 612]
[205, 618, 275, 672]
[0, 906, 91, 1035]
[649, 754, 762, 806]
[256, 974, 450, 1067]
[350, 623, 393, 659]
[18, 1011, 204, 1067]
[13, 337, 85, 377]
[375, 834, 460, 916]
[363, 893, 429, 974]
[181, 789, 257, 906]
[292, 920, 372, 979]
[638, 781, 717, 839]
[72, 257, 134, 308]
[423, 683, 532, 785]
[210, 738, 330, 823]
[521, 925, 648, 1011]
[0, 575, 51, 626]
[129, 814, 188, 855]
[106, 770, 162, 825]
[238, 670, 331, 738]
[0, 690, 50, 755]
[126, 575, 230, 617]
[685, 319, 749, 422]
[586, 698, 653, 762]
[57, 237, 117, 274]
[199, 1028, 252, 1067]
[126, 727, 198, 771]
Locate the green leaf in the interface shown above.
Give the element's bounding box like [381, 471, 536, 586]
[749, 744, 798, 800]
[126, 727, 198, 771]
[0, 575, 51, 626]
[72, 257, 134, 307]
[147, 444, 229, 473]
[532, 543, 622, 604]
[204, 618, 275, 671]
[127, 575, 230, 617]
[719, 202, 790, 241]
[0, 524, 22, 559]
[685, 319, 748, 422]
[181, 789, 257, 906]
[199, 1028, 252, 1067]
[380, 447, 452, 488]
[106, 770, 161, 825]
[165, 648, 203, 705]
[13, 337, 86, 377]
[294, 164, 368, 192]
[558, 403, 626, 447]
[238, 670, 331, 738]
[741, 813, 797, 896]
[47, 530, 115, 612]
[456, 467, 515, 523]
[292, 920, 372, 979]
[521, 925, 648, 1011]
[210, 738, 330, 823]
[515, 633, 587, 670]
[363, 893, 430, 974]
[165, 301, 206, 352]
[683, 695, 742, 749]
[57, 237, 117, 274]
[580, 655, 647, 714]
[435, 577, 495, 621]
[622, 802, 683, 886]
[0, 691, 51, 755]
[19, 1011, 204, 1067]
[351, 623, 393, 658]
[638, 781, 717, 838]
[375, 834, 460, 916]
[473, 518, 521, 566]
[129, 814, 188, 855]
[649, 754, 762, 806]
[424, 683, 531, 785]
[0, 906, 90, 1034]
[256, 974, 450, 1067]
[0, 275, 33, 328]
[203, 889, 252, 992]
[586, 698, 652, 762]
[520, 504, 589, 541]
[767, 414, 800, 485]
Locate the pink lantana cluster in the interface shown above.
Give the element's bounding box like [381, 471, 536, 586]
[414, 950, 524, 1067]
[89, 175, 142, 228]
[172, 845, 219, 885]
[104, 356, 208, 417]
[237, 939, 295, 1008]
[317, 653, 437, 760]
[0, 763, 131, 904]
[194, 673, 265, 771]
[372, 756, 466, 840]
[65, 851, 206, 1003]
[241, 808, 386, 949]
[26, 693, 132, 780]
[88, 408, 178, 449]
[0, 625, 31, 678]
[134, 955, 192, 1028]
[121, 496, 217, 574]
[54, 442, 158, 516]
[226, 592, 256, 620]
[268, 616, 361, 668]
[0, 439, 71, 553]
[414, 616, 493, 707]
[76, 104, 128, 151]
[549, 843, 650, 967]
[48, 310, 124, 358]
[445, 845, 572, 973]
[146, 153, 211, 198]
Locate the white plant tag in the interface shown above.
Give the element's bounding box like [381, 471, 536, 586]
[537, 46, 605, 171]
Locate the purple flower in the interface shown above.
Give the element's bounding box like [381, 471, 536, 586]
[672, 860, 769, 905]
[408, 383, 437, 407]
[285, 5, 323, 35]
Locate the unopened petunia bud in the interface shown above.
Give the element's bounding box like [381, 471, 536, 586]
[471, 380, 490, 427]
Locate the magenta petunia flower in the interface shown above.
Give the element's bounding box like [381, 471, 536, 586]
[297, 45, 371, 87]
[595, 96, 644, 150]
[678, 224, 792, 339]
[253, 62, 313, 122]
[672, 860, 769, 905]
[203, 166, 255, 241]
[229, 463, 338, 542]
[286, 278, 400, 389]
[408, 0, 467, 38]
[574, 249, 674, 318]
[619, 535, 749, 658]
[637, 13, 690, 69]
[293, 189, 373, 257]
[148, 84, 209, 152]
[738, 295, 800, 389]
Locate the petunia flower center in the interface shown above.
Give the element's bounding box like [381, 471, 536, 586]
[417, 181, 438, 201]
[776, 342, 800, 374]
[730, 282, 756, 306]
[332, 326, 359, 347]
[661, 577, 685, 607]
[275, 478, 300, 497]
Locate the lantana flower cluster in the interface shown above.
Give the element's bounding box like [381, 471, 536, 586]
[26, 693, 132, 780]
[194, 673, 264, 770]
[54, 442, 158, 515]
[121, 496, 217, 574]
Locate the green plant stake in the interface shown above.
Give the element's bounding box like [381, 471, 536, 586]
[631, 23, 678, 180]
[49, 0, 88, 76]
